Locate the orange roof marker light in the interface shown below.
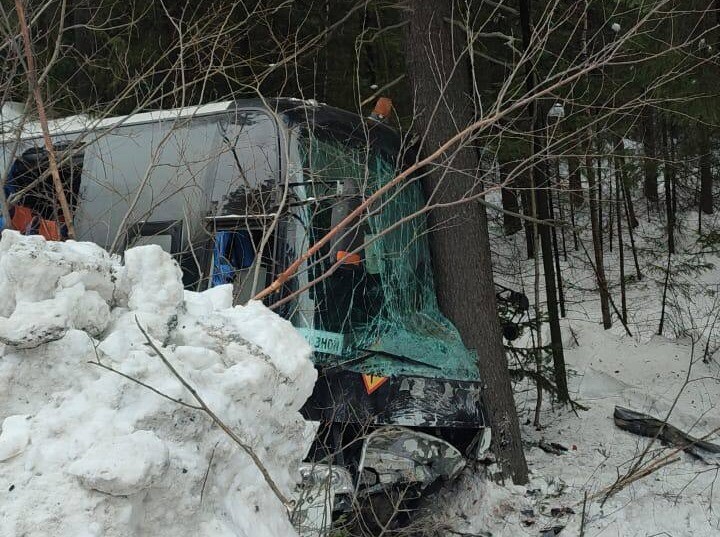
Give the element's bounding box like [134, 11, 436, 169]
[370, 97, 392, 122]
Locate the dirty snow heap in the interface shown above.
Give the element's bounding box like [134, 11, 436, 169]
[0, 230, 317, 536]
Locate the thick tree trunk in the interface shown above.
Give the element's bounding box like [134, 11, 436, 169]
[404, 0, 528, 484]
[642, 109, 659, 205]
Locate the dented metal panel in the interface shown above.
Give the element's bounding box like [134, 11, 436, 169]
[304, 369, 488, 429]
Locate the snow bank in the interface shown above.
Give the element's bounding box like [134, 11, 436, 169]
[0, 231, 317, 537]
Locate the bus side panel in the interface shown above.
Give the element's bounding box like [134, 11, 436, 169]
[76, 117, 220, 255]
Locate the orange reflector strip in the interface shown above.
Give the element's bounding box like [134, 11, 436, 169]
[336, 250, 361, 265]
[362, 374, 388, 395]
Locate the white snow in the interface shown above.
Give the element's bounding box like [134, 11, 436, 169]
[67, 431, 170, 496]
[0, 231, 317, 537]
[0, 415, 30, 462]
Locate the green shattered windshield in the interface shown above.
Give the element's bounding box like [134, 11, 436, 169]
[289, 132, 479, 382]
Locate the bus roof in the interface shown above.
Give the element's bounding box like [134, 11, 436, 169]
[0, 101, 235, 142]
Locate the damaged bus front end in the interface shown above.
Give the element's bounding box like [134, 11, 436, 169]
[239, 100, 492, 531]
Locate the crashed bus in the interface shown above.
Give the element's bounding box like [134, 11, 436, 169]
[0, 98, 525, 529]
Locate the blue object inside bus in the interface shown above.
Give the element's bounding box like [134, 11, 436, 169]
[211, 230, 255, 286]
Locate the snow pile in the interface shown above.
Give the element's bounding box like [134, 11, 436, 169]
[0, 230, 317, 537]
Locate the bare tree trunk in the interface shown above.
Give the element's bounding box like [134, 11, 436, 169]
[661, 116, 675, 253]
[671, 123, 678, 217]
[555, 157, 568, 260]
[658, 252, 672, 335]
[500, 160, 522, 235]
[615, 163, 627, 323]
[404, 0, 528, 484]
[614, 139, 642, 280]
[547, 172, 566, 317]
[608, 169, 613, 253]
[568, 155, 584, 207]
[642, 108, 659, 205]
[568, 155, 581, 251]
[586, 130, 612, 329]
[520, 168, 536, 258]
[597, 147, 603, 255]
[700, 123, 713, 215]
[623, 178, 643, 281]
[614, 138, 639, 228]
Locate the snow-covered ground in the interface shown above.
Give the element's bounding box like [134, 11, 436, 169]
[439, 320, 720, 536]
[0, 231, 317, 537]
[436, 196, 720, 535]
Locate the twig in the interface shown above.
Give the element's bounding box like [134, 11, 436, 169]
[360, 74, 406, 107]
[587, 423, 720, 505]
[509, 368, 589, 411]
[89, 360, 202, 411]
[589, 452, 681, 505]
[201, 441, 219, 504]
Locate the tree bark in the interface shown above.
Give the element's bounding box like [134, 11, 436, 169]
[585, 130, 612, 329]
[613, 138, 639, 229]
[700, 123, 713, 215]
[661, 117, 675, 253]
[500, 160, 523, 236]
[615, 169, 627, 324]
[404, 0, 528, 484]
[642, 109, 659, 205]
[520, 167, 536, 258]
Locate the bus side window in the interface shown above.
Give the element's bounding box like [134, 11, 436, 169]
[127, 220, 183, 254]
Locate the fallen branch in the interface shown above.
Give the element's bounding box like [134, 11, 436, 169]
[614, 406, 720, 461]
[587, 451, 681, 505]
[89, 360, 202, 411]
